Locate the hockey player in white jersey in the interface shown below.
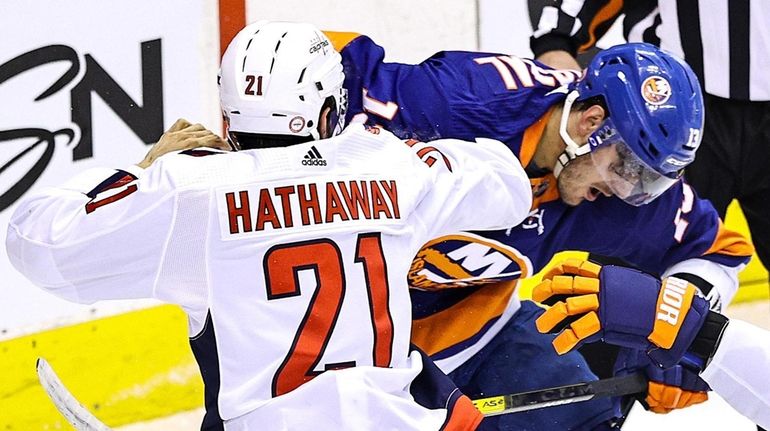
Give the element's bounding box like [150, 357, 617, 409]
[5, 21, 533, 430]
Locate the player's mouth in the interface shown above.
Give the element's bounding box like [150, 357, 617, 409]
[586, 187, 601, 201]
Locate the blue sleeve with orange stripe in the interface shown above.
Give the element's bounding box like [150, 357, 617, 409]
[584, 180, 751, 271]
[577, 181, 750, 271]
[476, 180, 751, 277]
[333, 33, 577, 155]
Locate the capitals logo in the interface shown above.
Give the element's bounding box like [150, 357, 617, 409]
[409, 233, 533, 290]
[641, 76, 672, 105]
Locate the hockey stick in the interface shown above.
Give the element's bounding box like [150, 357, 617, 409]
[37, 354, 645, 424]
[472, 372, 647, 416]
[36, 358, 112, 431]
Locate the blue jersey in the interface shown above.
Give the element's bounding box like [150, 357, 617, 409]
[327, 32, 753, 362]
[334, 33, 578, 151]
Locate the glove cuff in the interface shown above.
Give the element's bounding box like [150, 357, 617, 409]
[687, 311, 730, 370]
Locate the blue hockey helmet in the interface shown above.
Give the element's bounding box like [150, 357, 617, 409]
[556, 43, 704, 206]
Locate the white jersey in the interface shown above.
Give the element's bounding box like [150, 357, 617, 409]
[700, 319, 770, 428]
[6, 125, 531, 430]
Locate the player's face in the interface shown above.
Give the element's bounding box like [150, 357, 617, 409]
[557, 144, 625, 206]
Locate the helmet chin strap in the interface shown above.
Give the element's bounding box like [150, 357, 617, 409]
[309, 128, 321, 141]
[554, 90, 592, 178]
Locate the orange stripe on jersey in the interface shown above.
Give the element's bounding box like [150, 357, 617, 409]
[323, 31, 362, 52]
[705, 219, 754, 257]
[417, 247, 475, 281]
[519, 106, 555, 167]
[441, 394, 484, 431]
[412, 281, 516, 356]
[579, 0, 623, 53]
[530, 174, 561, 210]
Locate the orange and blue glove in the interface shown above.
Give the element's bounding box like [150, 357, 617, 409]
[532, 259, 711, 369]
[614, 348, 709, 413]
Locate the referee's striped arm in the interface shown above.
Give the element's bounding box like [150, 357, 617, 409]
[657, 0, 769, 101]
[531, 0, 770, 101]
[530, 0, 657, 57]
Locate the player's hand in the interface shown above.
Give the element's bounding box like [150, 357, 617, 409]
[536, 50, 581, 71]
[615, 348, 709, 414]
[137, 118, 229, 169]
[532, 258, 710, 368]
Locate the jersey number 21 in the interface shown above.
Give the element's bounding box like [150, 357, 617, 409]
[264, 233, 394, 396]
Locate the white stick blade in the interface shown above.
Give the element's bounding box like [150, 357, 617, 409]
[36, 358, 112, 431]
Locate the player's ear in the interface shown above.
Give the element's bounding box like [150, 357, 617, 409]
[577, 105, 606, 140]
[318, 106, 332, 139]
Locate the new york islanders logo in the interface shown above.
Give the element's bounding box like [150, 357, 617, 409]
[641, 76, 672, 105]
[409, 233, 532, 290]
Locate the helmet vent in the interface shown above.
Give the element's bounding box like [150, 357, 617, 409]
[316, 82, 324, 91]
[245, 30, 259, 51]
[608, 58, 625, 65]
[272, 113, 287, 117]
[269, 57, 275, 73]
[299, 95, 305, 101]
[274, 32, 288, 53]
[298, 67, 307, 84]
[647, 143, 659, 157]
[658, 123, 669, 137]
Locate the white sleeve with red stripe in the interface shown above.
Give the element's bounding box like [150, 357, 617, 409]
[6, 164, 175, 304]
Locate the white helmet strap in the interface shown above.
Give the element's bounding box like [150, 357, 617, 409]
[554, 90, 592, 178]
[309, 126, 321, 141]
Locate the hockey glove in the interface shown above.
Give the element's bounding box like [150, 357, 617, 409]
[532, 259, 710, 368]
[614, 348, 709, 414]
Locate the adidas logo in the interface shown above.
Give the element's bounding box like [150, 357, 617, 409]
[302, 146, 327, 166]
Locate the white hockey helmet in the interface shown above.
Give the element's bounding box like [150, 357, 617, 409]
[219, 21, 347, 148]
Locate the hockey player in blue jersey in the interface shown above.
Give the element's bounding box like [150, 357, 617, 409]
[322, 32, 753, 429]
